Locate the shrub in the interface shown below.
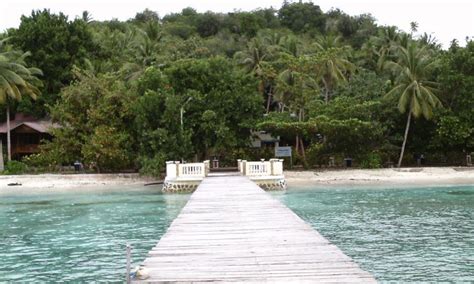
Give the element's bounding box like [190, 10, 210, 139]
[3, 161, 28, 175]
[22, 152, 58, 172]
[139, 154, 166, 178]
[359, 152, 382, 169]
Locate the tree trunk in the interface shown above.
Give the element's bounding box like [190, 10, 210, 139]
[299, 137, 307, 167]
[6, 105, 11, 162]
[295, 135, 299, 153]
[397, 112, 412, 168]
[323, 79, 330, 104]
[0, 139, 4, 171]
[265, 87, 273, 114]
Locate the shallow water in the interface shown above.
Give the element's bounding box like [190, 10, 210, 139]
[0, 186, 189, 282]
[1, 185, 473, 282]
[275, 185, 474, 282]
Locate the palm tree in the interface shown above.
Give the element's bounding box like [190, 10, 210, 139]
[313, 34, 342, 51]
[314, 47, 355, 103]
[370, 26, 401, 71]
[409, 21, 419, 35]
[385, 42, 441, 168]
[234, 38, 275, 112]
[234, 38, 269, 76]
[0, 39, 42, 161]
[120, 26, 161, 82]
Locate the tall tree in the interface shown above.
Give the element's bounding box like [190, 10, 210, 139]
[410, 21, 419, 35]
[311, 43, 355, 103]
[9, 9, 94, 115]
[385, 42, 442, 167]
[278, 2, 325, 33]
[234, 38, 274, 112]
[0, 40, 42, 161]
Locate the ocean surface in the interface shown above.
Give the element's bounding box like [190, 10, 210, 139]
[0, 184, 473, 282]
[275, 185, 474, 282]
[0, 186, 189, 282]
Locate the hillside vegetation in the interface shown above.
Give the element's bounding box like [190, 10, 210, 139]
[1, 2, 472, 174]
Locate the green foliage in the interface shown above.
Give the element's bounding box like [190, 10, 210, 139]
[3, 160, 28, 175]
[257, 120, 318, 137]
[196, 12, 221, 37]
[385, 43, 442, 119]
[435, 113, 473, 150]
[134, 57, 263, 161]
[139, 153, 166, 177]
[310, 96, 381, 121]
[9, 9, 95, 115]
[306, 143, 327, 167]
[165, 57, 263, 156]
[165, 22, 196, 39]
[432, 41, 474, 152]
[41, 70, 135, 171]
[82, 126, 132, 172]
[278, 2, 325, 33]
[133, 83, 193, 162]
[22, 152, 57, 172]
[385, 41, 442, 166]
[359, 152, 383, 169]
[0, 39, 42, 104]
[3, 5, 472, 171]
[133, 9, 160, 23]
[313, 115, 384, 158]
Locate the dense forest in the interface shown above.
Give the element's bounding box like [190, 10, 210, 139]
[0, 2, 473, 175]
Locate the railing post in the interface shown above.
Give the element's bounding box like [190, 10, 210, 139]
[126, 243, 132, 284]
[175, 161, 181, 177]
[203, 160, 210, 176]
[277, 159, 284, 175]
[242, 160, 247, 176]
[270, 159, 275, 176]
[166, 161, 177, 179]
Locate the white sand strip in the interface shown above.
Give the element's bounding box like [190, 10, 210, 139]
[286, 167, 474, 187]
[0, 173, 153, 191]
[1, 167, 473, 193]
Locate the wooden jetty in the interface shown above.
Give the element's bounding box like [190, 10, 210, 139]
[134, 175, 376, 283]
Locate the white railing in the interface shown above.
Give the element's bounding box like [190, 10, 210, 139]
[247, 161, 271, 176]
[179, 163, 204, 177]
[238, 159, 284, 177]
[166, 160, 209, 180]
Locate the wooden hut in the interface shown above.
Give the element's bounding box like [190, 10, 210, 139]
[0, 114, 58, 159]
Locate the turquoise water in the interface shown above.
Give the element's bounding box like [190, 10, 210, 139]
[275, 185, 474, 282]
[0, 187, 189, 282]
[1, 185, 473, 282]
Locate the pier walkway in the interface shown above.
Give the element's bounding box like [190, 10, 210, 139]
[135, 175, 376, 283]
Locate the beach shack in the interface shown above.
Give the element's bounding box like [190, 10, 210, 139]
[0, 113, 58, 159]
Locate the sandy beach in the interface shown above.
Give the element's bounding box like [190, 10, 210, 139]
[0, 167, 473, 192]
[285, 167, 474, 187]
[0, 173, 154, 191]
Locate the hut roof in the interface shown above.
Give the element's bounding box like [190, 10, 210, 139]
[0, 113, 59, 134]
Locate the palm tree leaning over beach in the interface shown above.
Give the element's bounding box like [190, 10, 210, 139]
[0, 39, 42, 161]
[385, 42, 442, 168]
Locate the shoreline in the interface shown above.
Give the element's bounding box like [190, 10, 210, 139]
[0, 173, 154, 191]
[0, 167, 473, 193]
[285, 167, 474, 187]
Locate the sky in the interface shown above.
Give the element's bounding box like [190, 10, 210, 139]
[1, 0, 473, 49]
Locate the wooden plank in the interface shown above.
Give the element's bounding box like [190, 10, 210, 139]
[134, 176, 376, 283]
